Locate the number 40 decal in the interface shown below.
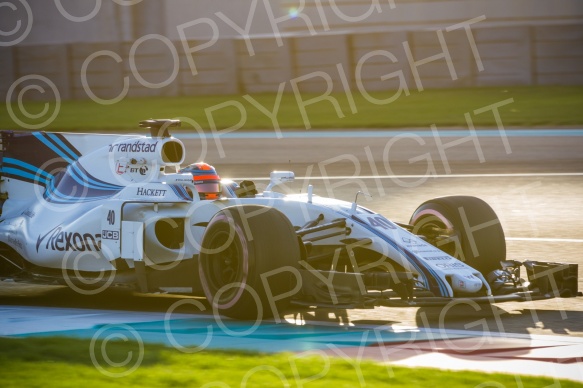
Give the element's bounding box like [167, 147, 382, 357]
[367, 216, 396, 230]
[106, 210, 116, 225]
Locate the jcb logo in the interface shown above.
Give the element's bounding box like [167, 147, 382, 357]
[102, 230, 119, 240]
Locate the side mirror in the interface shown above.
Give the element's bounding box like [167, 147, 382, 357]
[265, 171, 294, 191]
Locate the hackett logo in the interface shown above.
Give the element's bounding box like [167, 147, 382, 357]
[109, 141, 158, 153]
[136, 187, 167, 197]
[36, 225, 101, 252]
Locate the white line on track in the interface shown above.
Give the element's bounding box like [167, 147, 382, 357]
[237, 171, 583, 243]
[242, 172, 583, 180]
[506, 237, 583, 243]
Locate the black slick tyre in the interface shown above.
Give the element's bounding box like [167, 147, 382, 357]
[409, 196, 506, 276]
[199, 205, 301, 320]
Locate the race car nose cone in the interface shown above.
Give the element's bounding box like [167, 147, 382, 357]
[450, 273, 483, 294]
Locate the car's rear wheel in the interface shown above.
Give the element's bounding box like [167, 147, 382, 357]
[409, 196, 506, 276]
[199, 205, 301, 320]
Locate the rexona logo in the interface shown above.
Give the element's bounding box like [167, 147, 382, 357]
[136, 187, 167, 197]
[36, 225, 101, 252]
[109, 141, 158, 153]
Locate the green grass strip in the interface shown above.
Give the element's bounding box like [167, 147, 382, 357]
[1, 86, 582, 132]
[0, 337, 581, 387]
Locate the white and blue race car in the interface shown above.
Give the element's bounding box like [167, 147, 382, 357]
[0, 119, 578, 319]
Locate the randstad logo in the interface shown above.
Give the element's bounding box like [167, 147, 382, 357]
[109, 141, 158, 153]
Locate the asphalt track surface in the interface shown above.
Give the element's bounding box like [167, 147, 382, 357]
[1, 129, 583, 381]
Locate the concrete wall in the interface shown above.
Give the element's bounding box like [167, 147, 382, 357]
[236, 37, 293, 94]
[3, 23, 583, 102]
[534, 24, 583, 85]
[278, 0, 583, 33]
[3, 0, 582, 103]
[179, 39, 239, 96]
[0, 1, 128, 46]
[6, 0, 583, 46]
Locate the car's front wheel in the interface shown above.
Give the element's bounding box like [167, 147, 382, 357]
[409, 195, 506, 276]
[199, 205, 301, 320]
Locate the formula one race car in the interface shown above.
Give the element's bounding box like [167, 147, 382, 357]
[0, 120, 578, 319]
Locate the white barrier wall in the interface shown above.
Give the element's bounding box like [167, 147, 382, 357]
[2, 0, 582, 101]
[535, 25, 583, 85]
[3, 23, 583, 102]
[5, 0, 583, 46]
[278, 0, 583, 33]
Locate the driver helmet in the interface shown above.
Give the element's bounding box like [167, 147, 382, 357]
[179, 162, 221, 200]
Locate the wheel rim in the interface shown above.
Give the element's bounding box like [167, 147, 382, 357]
[414, 216, 458, 257]
[203, 229, 245, 303]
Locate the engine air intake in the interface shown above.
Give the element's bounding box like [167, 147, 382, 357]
[161, 141, 183, 164]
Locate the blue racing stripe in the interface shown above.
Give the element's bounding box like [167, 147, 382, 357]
[69, 163, 124, 191]
[169, 184, 192, 201]
[46, 133, 81, 161]
[1, 167, 50, 185]
[340, 211, 450, 296]
[2, 158, 53, 180]
[44, 183, 119, 203]
[33, 132, 75, 164]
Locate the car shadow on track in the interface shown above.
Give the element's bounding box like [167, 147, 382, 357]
[2, 282, 582, 338]
[0, 283, 207, 314]
[415, 303, 583, 336]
